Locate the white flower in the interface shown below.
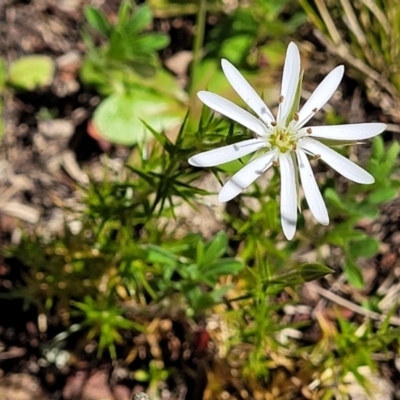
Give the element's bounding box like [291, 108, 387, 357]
[189, 42, 386, 240]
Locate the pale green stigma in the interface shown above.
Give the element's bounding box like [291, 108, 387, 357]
[269, 127, 297, 153]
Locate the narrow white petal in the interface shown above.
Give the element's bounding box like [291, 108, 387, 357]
[198, 91, 269, 138]
[218, 149, 277, 202]
[189, 138, 266, 167]
[277, 42, 301, 125]
[294, 66, 344, 129]
[299, 123, 386, 141]
[299, 138, 374, 184]
[296, 150, 329, 225]
[279, 152, 297, 240]
[221, 59, 274, 124]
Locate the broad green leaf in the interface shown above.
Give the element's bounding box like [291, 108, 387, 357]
[221, 34, 253, 64]
[368, 187, 397, 204]
[84, 6, 111, 36]
[349, 237, 379, 259]
[9, 55, 54, 90]
[93, 91, 184, 145]
[344, 257, 364, 289]
[325, 219, 366, 246]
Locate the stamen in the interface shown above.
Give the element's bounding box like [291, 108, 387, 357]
[314, 154, 321, 160]
[279, 133, 284, 140]
[279, 95, 284, 103]
[293, 113, 299, 121]
[273, 160, 280, 166]
[271, 121, 277, 127]
[292, 144, 297, 150]
[306, 128, 312, 134]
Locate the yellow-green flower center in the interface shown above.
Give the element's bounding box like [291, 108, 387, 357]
[269, 127, 297, 153]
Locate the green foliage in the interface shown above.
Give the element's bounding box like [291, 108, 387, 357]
[1, 0, 398, 396]
[8, 55, 54, 91]
[72, 296, 143, 359]
[325, 136, 399, 286]
[81, 0, 186, 145]
[206, 0, 305, 66]
[83, 2, 168, 81]
[92, 90, 183, 145]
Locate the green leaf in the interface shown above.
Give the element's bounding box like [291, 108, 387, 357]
[84, 6, 112, 36]
[201, 232, 228, 266]
[131, 34, 170, 52]
[324, 187, 345, 209]
[92, 91, 184, 145]
[221, 34, 253, 64]
[117, 0, 132, 28]
[0, 58, 6, 91]
[325, 219, 366, 246]
[146, 245, 178, 268]
[9, 55, 54, 90]
[202, 259, 243, 285]
[349, 237, 379, 259]
[126, 5, 153, 35]
[344, 257, 364, 289]
[371, 136, 384, 161]
[300, 263, 334, 282]
[384, 141, 399, 171]
[368, 187, 397, 204]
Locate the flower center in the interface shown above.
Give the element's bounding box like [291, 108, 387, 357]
[268, 126, 297, 153]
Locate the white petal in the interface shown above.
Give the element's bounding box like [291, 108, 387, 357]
[279, 152, 297, 240]
[299, 123, 386, 141]
[277, 42, 301, 125]
[294, 66, 344, 130]
[198, 91, 269, 138]
[218, 149, 277, 202]
[296, 150, 329, 225]
[298, 138, 374, 184]
[221, 59, 274, 124]
[189, 138, 266, 167]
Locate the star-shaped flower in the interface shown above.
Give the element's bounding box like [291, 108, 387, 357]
[189, 42, 386, 240]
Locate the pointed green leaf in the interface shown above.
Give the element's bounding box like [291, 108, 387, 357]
[84, 6, 112, 36]
[201, 232, 228, 266]
[344, 257, 364, 288]
[126, 5, 153, 35]
[300, 263, 334, 282]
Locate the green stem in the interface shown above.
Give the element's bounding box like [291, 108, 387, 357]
[189, 0, 207, 99]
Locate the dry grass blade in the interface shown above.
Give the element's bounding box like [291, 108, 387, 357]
[314, 0, 343, 45]
[307, 283, 400, 326]
[360, 0, 390, 35]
